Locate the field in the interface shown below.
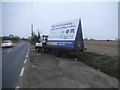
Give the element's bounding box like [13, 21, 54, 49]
[84, 40, 118, 56]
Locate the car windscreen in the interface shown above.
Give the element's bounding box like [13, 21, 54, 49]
[3, 40, 12, 43]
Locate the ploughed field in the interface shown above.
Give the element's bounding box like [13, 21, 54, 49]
[84, 40, 118, 56]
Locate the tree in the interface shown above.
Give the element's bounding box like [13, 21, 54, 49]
[30, 30, 38, 45]
[89, 38, 95, 41]
[84, 38, 88, 41]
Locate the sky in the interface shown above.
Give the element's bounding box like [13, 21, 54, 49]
[1, 1, 118, 40]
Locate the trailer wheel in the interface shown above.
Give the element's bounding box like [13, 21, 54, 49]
[36, 48, 40, 52]
[42, 48, 45, 52]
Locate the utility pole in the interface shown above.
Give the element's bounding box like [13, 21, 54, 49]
[31, 24, 34, 36]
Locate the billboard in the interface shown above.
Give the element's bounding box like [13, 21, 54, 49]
[47, 19, 82, 49]
[48, 19, 79, 41]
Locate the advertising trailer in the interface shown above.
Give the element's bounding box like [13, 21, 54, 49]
[35, 19, 85, 55]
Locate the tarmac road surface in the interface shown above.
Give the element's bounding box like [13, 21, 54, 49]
[2, 41, 30, 88]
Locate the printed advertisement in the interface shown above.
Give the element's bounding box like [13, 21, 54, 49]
[48, 19, 79, 41]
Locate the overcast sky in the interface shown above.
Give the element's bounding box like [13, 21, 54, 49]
[2, 2, 118, 40]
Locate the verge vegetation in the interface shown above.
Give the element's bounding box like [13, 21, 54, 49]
[55, 51, 119, 80]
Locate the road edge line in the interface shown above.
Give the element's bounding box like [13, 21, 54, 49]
[26, 55, 28, 58]
[24, 59, 27, 64]
[20, 67, 24, 76]
[16, 86, 19, 88]
[7, 49, 12, 53]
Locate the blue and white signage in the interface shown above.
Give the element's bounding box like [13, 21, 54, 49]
[47, 19, 81, 48]
[48, 19, 79, 41]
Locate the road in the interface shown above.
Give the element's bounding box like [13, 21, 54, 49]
[2, 41, 29, 88]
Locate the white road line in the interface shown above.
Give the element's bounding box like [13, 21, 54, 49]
[16, 86, 19, 88]
[20, 67, 24, 76]
[24, 59, 27, 64]
[7, 49, 12, 53]
[26, 54, 28, 58]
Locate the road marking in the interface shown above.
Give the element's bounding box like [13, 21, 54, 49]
[26, 54, 28, 58]
[7, 49, 12, 53]
[24, 59, 27, 64]
[16, 86, 19, 88]
[20, 67, 24, 76]
[75, 58, 77, 61]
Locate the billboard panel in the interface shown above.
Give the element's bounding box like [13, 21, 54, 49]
[47, 19, 80, 48]
[48, 19, 79, 41]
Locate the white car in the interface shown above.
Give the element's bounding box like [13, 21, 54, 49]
[1, 40, 14, 48]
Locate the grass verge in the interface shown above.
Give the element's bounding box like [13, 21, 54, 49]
[35, 47, 119, 80]
[72, 51, 119, 80]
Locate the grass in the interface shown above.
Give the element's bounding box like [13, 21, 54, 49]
[34, 45, 119, 80]
[72, 51, 119, 80]
[55, 51, 119, 80]
[28, 40, 36, 45]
